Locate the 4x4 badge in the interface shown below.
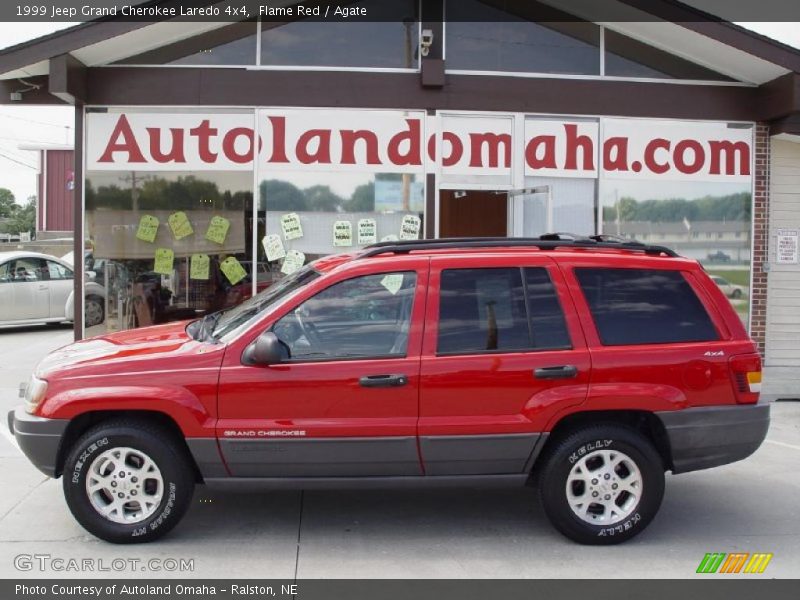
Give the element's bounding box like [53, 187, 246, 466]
[704, 351, 725, 357]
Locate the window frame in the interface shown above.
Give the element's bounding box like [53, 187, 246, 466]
[270, 269, 420, 364]
[573, 266, 722, 347]
[434, 265, 573, 357]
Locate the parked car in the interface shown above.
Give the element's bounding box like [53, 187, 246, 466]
[711, 275, 746, 299]
[0, 251, 105, 328]
[707, 250, 731, 263]
[9, 236, 767, 545]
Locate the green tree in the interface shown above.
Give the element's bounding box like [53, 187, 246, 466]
[344, 182, 375, 212]
[260, 179, 307, 211]
[0, 187, 16, 218]
[1, 196, 35, 234]
[304, 185, 343, 212]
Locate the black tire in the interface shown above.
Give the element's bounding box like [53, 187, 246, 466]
[537, 424, 665, 545]
[62, 420, 195, 544]
[732, 289, 742, 299]
[84, 295, 105, 328]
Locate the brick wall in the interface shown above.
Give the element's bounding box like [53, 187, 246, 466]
[750, 123, 769, 356]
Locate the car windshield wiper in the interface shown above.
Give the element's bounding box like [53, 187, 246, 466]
[196, 312, 223, 342]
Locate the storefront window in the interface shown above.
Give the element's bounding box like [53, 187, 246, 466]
[253, 108, 426, 289]
[114, 22, 258, 66]
[445, 0, 600, 75]
[598, 120, 753, 326]
[604, 29, 735, 81]
[255, 171, 425, 285]
[84, 108, 257, 335]
[260, 0, 419, 69]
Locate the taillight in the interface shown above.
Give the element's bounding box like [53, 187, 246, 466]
[729, 354, 762, 404]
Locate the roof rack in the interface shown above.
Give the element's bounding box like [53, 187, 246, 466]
[358, 234, 679, 259]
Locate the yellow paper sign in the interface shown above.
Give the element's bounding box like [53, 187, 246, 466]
[153, 248, 174, 275]
[220, 256, 247, 285]
[190, 254, 210, 280]
[206, 216, 231, 245]
[136, 215, 159, 243]
[168, 211, 194, 240]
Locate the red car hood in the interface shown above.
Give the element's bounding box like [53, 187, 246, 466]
[35, 320, 211, 379]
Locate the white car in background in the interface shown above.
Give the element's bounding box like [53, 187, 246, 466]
[0, 251, 105, 327]
[711, 275, 746, 299]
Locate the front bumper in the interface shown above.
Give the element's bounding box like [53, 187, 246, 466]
[656, 403, 770, 474]
[7, 406, 69, 478]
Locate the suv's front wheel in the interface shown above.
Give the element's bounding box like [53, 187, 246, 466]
[537, 424, 665, 544]
[62, 420, 195, 543]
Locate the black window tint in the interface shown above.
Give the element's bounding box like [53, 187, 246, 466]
[273, 272, 416, 361]
[575, 268, 718, 346]
[438, 268, 530, 354]
[524, 268, 571, 350]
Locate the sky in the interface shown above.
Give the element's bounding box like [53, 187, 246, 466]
[0, 21, 798, 204]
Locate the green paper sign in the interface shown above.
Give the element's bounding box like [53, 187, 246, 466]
[206, 216, 231, 245]
[357, 218, 377, 245]
[381, 273, 404, 295]
[190, 254, 210, 280]
[262, 234, 286, 262]
[281, 213, 303, 240]
[220, 256, 247, 285]
[400, 215, 421, 240]
[333, 220, 353, 247]
[168, 211, 194, 240]
[281, 250, 305, 275]
[136, 215, 159, 243]
[153, 248, 174, 275]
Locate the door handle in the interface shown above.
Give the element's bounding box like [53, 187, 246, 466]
[38, 285, 48, 291]
[534, 365, 578, 380]
[359, 374, 408, 388]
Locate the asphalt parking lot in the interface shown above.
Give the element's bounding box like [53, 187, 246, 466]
[0, 325, 798, 579]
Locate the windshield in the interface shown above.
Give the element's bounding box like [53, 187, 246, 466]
[205, 267, 320, 341]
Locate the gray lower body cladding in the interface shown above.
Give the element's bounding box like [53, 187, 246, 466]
[208, 433, 543, 478]
[8, 406, 68, 478]
[656, 403, 770, 474]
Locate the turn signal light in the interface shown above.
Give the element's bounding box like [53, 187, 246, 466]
[729, 354, 761, 404]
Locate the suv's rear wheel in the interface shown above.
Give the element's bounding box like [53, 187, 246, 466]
[537, 424, 665, 544]
[62, 420, 195, 543]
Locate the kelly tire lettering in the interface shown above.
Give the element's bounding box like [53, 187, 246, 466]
[536, 424, 665, 545]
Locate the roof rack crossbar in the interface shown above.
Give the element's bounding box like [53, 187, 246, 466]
[358, 236, 678, 259]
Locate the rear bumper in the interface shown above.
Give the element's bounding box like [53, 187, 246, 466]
[7, 406, 69, 478]
[656, 403, 770, 474]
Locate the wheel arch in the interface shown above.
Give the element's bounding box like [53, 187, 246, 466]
[54, 410, 204, 483]
[531, 410, 673, 479]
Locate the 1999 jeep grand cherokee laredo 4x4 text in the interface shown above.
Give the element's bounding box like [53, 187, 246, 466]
[8, 236, 769, 544]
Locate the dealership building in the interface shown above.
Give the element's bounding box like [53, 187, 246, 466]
[2, 0, 800, 398]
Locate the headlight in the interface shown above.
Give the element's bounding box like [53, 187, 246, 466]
[24, 376, 48, 414]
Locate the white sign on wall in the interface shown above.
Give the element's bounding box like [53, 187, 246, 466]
[776, 229, 799, 264]
[86, 110, 752, 183]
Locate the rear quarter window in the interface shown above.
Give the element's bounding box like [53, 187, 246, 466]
[575, 267, 718, 346]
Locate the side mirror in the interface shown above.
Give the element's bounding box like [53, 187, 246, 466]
[244, 331, 285, 366]
[85, 271, 96, 282]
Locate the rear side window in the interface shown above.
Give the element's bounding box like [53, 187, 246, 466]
[438, 267, 570, 354]
[575, 268, 718, 346]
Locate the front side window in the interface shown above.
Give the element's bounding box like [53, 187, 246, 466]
[273, 271, 417, 361]
[575, 268, 718, 345]
[0, 261, 10, 283]
[11, 258, 44, 282]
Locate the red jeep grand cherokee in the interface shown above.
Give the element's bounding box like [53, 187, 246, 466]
[8, 236, 768, 545]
